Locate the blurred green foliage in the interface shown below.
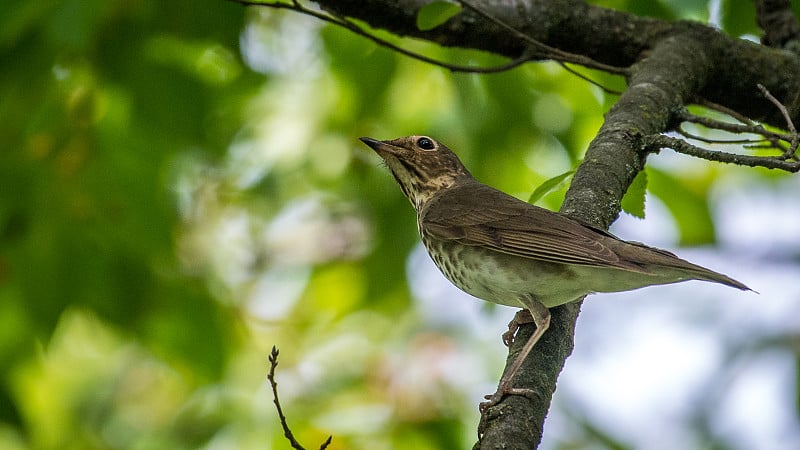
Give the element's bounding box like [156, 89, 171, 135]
[1, 0, 250, 446]
[0, 0, 795, 449]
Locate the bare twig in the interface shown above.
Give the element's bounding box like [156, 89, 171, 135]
[692, 97, 755, 126]
[758, 83, 800, 158]
[267, 346, 332, 450]
[676, 125, 764, 145]
[675, 108, 793, 155]
[758, 84, 797, 134]
[676, 109, 788, 139]
[558, 62, 623, 95]
[644, 134, 800, 172]
[674, 98, 800, 161]
[229, 0, 534, 74]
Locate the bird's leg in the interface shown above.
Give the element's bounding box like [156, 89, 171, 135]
[480, 296, 551, 412]
[502, 309, 534, 347]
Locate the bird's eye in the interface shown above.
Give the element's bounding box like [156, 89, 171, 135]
[417, 137, 435, 150]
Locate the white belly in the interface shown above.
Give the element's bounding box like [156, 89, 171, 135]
[422, 238, 592, 308]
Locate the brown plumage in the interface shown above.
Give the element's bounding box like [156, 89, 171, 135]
[360, 135, 750, 410]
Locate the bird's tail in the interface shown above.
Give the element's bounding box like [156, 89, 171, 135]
[691, 268, 751, 291]
[627, 242, 752, 292]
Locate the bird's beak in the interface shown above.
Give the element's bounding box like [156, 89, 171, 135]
[359, 137, 401, 155]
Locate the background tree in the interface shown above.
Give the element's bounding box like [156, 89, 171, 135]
[1, 0, 798, 449]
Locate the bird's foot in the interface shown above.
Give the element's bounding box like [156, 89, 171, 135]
[502, 309, 534, 347]
[479, 385, 541, 413]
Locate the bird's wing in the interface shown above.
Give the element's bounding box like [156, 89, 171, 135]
[420, 183, 652, 273]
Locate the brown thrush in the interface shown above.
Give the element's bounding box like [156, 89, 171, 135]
[360, 135, 749, 410]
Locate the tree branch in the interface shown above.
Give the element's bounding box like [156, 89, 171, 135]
[644, 134, 800, 172]
[313, 0, 800, 129]
[758, 83, 800, 158]
[674, 84, 800, 162]
[229, 0, 540, 73]
[267, 346, 333, 450]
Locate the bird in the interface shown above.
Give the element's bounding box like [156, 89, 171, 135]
[359, 135, 750, 411]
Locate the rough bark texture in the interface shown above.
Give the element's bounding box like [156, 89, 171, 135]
[308, 0, 798, 447]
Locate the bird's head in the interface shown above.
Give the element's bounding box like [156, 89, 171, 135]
[360, 135, 471, 209]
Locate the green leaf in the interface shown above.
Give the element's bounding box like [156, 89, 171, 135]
[621, 168, 647, 218]
[646, 167, 715, 245]
[416, 1, 462, 31]
[528, 170, 575, 204]
[720, 0, 759, 37]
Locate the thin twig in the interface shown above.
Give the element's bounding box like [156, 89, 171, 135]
[758, 83, 800, 158]
[680, 87, 800, 161]
[676, 109, 793, 142]
[758, 84, 797, 134]
[267, 346, 332, 450]
[676, 125, 765, 145]
[558, 62, 623, 95]
[675, 109, 792, 157]
[229, 0, 534, 73]
[692, 97, 755, 126]
[644, 134, 800, 172]
[743, 142, 778, 150]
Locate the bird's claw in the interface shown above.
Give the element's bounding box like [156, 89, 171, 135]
[501, 329, 516, 347]
[502, 309, 534, 347]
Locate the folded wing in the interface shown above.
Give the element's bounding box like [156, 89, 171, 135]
[420, 183, 652, 274]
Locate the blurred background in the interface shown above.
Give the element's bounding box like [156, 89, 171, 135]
[1, 0, 798, 448]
